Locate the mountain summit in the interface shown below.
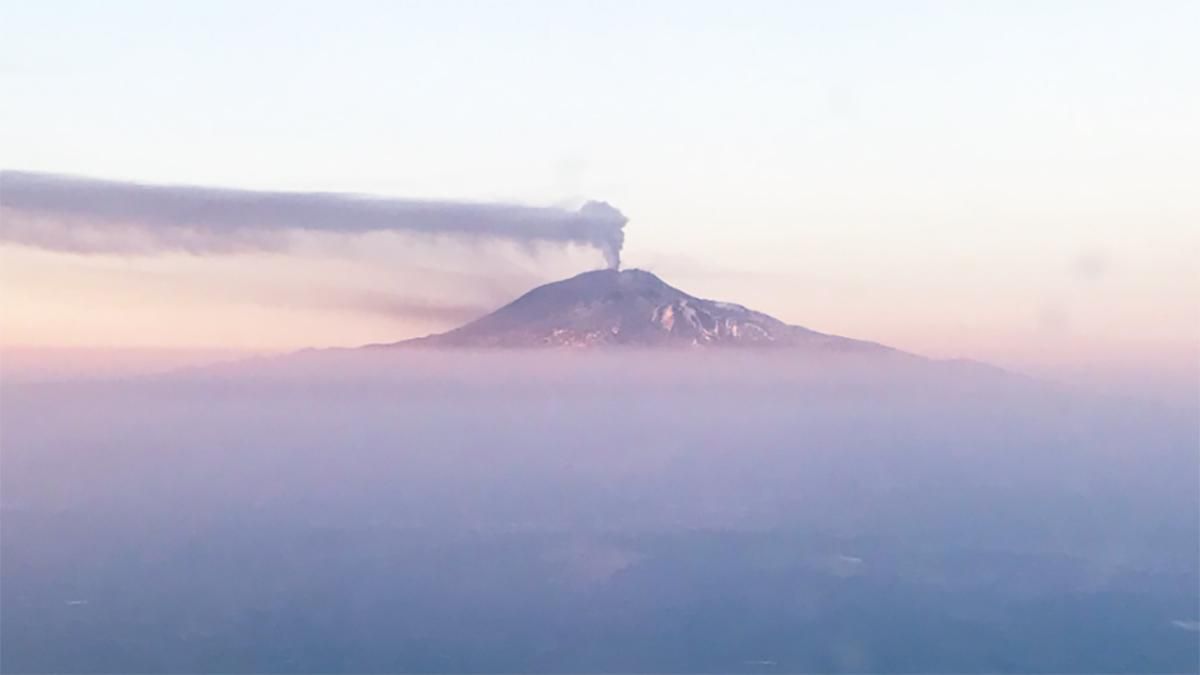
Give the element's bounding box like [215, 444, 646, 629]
[382, 269, 892, 351]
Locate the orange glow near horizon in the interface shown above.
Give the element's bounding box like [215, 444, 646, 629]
[2, 222, 1195, 392]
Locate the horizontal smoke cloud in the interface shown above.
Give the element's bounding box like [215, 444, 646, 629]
[0, 171, 628, 268]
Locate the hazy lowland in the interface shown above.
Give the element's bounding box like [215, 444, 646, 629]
[2, 349, 1196, 673]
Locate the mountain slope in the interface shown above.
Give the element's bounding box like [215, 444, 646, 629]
[379, 269, 894, 352]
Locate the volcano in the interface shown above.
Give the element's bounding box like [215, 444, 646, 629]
[377, 268, 894, 352]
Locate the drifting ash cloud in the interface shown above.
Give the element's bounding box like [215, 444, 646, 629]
[268, 287, 493, 324]
[0, 171, 628, 268]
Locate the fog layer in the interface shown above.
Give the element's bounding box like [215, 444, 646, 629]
[2, 351, 1196, 672]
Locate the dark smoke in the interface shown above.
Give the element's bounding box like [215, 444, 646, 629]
[0, 171, 628, 268]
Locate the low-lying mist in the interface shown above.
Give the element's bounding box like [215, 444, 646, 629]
[2, 350, 1196, 672]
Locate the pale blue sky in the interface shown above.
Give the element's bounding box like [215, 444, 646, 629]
[1, 1, 1197, 380]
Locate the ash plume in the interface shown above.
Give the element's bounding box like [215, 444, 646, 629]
[0, 171, 628, 268]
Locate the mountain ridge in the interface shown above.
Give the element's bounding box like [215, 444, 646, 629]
[374, 268, 897, 353]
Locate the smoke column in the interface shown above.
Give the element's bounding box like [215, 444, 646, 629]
[0, 171, 628, 268]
